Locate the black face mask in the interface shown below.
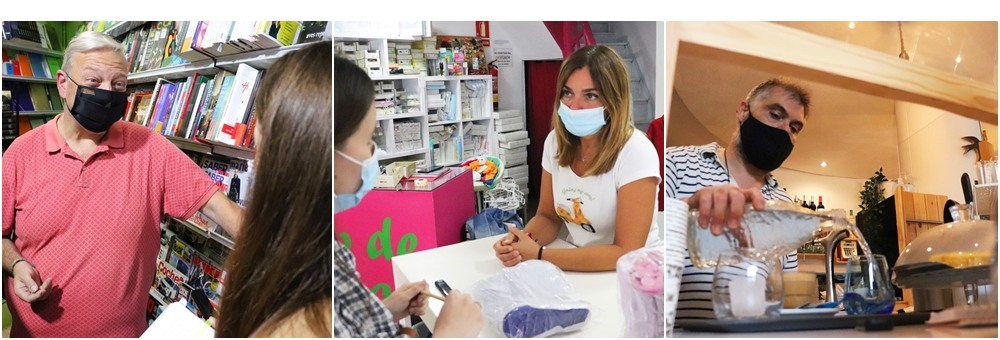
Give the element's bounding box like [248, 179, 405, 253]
[67, 75, 128, 133]
[738, 109, 794, 172]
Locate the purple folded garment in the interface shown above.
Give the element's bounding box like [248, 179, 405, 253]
[502, 305, 590, 338]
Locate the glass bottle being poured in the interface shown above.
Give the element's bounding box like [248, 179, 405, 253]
[686, 200, 871, 269]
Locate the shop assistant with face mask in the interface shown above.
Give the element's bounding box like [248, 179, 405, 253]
[333, 57, 483, 338]
[1, 31, 243, 337]
[662, 78, 812, 320]
[492, 44, 661, 272]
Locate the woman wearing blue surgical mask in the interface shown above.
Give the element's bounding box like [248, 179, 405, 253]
[333, 57, 483, 337]
[492, 45, 661, 271]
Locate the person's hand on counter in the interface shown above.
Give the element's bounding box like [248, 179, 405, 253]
[493, 232, 522, 267]
[506, 228, 543, 264]
[382, 280, 429, 320]
[433, 289, 483, 338]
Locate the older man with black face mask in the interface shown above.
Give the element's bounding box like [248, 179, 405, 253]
[2, 31, 243, 337]
[663, 78, 810, 320]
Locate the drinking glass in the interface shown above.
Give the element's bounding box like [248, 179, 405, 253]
[712, 250, 783, 320]
[843, 254, 895, 315]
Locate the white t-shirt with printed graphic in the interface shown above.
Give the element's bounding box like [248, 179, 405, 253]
[541, 129, 660, 247]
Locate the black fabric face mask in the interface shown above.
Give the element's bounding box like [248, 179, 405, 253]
[738, 109, 794, 172]
[67, 75, 128, 133]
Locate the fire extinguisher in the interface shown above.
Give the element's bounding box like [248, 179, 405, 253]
[488, 59, 499, 111]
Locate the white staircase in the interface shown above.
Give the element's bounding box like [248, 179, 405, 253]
[589, 21, 654, 133]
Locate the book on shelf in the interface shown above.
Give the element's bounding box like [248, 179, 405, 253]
[297, 21, 330, 44]
[275, 21, 301, 46]
[152, 258, 189, 304]
[160, 21, 190, 68]
[213, 63, 260, 145]
[202, 73, 235, 140]
[4, 21, 43, 46]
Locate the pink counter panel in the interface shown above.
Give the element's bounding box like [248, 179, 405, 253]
[334, 168, 475, 298]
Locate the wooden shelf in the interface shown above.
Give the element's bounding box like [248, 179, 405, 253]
[2, 75, 57, 84]
[1, 38, 63, 57]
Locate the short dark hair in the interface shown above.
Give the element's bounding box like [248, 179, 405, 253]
[334, 57, 375, 149]
[746, 78, 811, 117]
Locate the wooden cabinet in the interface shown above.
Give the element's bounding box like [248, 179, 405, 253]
[891, 186, 949, 310]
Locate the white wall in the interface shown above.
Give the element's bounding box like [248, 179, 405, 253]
[614, 21, 665, 118]
[772, 168, 866, 215]
[895, 101, 983, 202]
[431, 21, 562, 122]
[431, 21, 665, 121]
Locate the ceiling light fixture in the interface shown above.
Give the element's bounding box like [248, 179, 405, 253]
[955, 55, 963, 64]
[820, 161, 828, 167]
[848, 21, 856, 29]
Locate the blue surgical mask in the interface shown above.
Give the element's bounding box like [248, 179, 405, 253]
[335, 143, 380, 213]
[557, 102, 606, 137]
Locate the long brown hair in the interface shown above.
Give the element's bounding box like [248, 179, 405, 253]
[214, 41, 333, 337]
[551, 44, 634, 176]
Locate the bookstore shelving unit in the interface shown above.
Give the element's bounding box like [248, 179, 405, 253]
[1, 23, 69, 143]
[334, 21, 496, 168]
[94, 20, 331, 328]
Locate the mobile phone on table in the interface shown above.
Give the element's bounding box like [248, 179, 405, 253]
[435, 279, 452, 297]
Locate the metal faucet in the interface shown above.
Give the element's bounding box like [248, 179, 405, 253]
[819, 229, 850, 302]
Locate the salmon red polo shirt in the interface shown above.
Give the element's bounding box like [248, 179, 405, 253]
[2, 116, 218, 337]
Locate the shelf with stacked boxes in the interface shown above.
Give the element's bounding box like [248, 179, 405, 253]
[337, 30, 496, 168]
[494, 109, 530, 195]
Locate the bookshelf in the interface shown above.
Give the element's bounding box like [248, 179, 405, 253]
[2, 22, 70, 145]
[336, 26, 496, 168]
[0, 75, 57, 84]
[95, 20, 330, 327]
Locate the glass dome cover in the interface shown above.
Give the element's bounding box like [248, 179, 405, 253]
[893, 207, 997, 289]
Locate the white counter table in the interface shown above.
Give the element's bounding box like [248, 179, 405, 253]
[392, 235, 625, 338]
[675, 323, 997, 338]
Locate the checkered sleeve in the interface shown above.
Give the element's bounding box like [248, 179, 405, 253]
[334, 243, 403, 337]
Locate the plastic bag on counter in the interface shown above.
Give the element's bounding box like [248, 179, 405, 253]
[472, 260, 590, 337]
[617, 248, 665, 338]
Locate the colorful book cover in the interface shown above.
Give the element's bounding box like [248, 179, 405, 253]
[150, 83, 177, 133]
[160, 21, 189, 68]
[214, 63, 259, 145]
[25, 53, 47, 78]
[275, 21, 300, 46]
[16, 53, 34, 77]
[152, 258, 189, 303]
[26, 83, 50, 111]
[204, 74, 235, 139]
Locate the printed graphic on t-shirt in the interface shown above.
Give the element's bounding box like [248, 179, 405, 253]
[556, 189, 596, 233]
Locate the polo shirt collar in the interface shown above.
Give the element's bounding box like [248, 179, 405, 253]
[44, 115, 125, 153]
[699, 142, 782, 190]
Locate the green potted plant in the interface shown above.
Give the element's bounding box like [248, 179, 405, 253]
[857, 167, 891, 259]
